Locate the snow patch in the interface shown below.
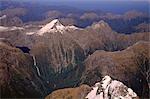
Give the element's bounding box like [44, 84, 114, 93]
[0, 15, 7, 20]
[66, 25, 79, 30]
[26, 32, 35, 35]
[0, 26, 24, 32]
[86, 75, 137, 99]
[10, 26, 24, 31]
[0, 26, 9, 32]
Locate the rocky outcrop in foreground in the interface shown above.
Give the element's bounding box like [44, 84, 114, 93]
[45, 85, 91, 99]
[45, 76, 139, 99]
[86, 76, 138, 99]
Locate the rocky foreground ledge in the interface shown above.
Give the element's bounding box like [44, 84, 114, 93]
[46, 76, 139, 99]
[86, 75, 138, 99]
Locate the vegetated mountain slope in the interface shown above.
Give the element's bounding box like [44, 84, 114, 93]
[0, 20, 149, 77]
[80, 41, 149, 98]
[45, 41, 149, 99]
[30, 32, 85, 90]
[0, 39, 48, 98]
[66, 20, 149, 55]
[65, 20, 110, 55]
[29, 19, 148, 73]
[30, 20, 148, 93]
[45, 84, 91, 99]
[17, 20, 85, 90]
[31, 33, 85, 71]
[0, 20, 86, 93]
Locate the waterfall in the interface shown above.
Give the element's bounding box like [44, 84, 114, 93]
[32, 55, 37, 66]
[32, 55, 41, 76]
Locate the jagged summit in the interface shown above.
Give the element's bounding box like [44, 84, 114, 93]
[37, 19, 79, 36]
[38, 19, 65, 35]
[44, 19, 65, 30]
[91, 20, 112, 30]
[86, 75, 138, 99]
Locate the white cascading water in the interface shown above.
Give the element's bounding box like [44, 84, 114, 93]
[32, 55, 41, 76]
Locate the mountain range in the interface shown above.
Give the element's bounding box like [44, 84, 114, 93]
[0, 0, 149, 33]
[0, 18, 149, 98]
[0, 1, 149, 99]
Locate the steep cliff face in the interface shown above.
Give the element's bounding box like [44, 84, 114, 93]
[0, 40, 47, 98]
[80, 41, 149, 98]
[31, 33, 85, 89]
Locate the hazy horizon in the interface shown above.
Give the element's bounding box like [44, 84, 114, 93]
[0, 0, 150, 98]
[2, 0, 149, 14]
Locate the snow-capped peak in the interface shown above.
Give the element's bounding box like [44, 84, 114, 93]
[38, 19, 65, 35]
[86, 75, 137, 99]
[37, 19, 81, 36]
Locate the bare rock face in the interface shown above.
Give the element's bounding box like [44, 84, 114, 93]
[0, 40, 47, 98]
[86, 76, 139, 99]
[81, 41, 149, 98]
